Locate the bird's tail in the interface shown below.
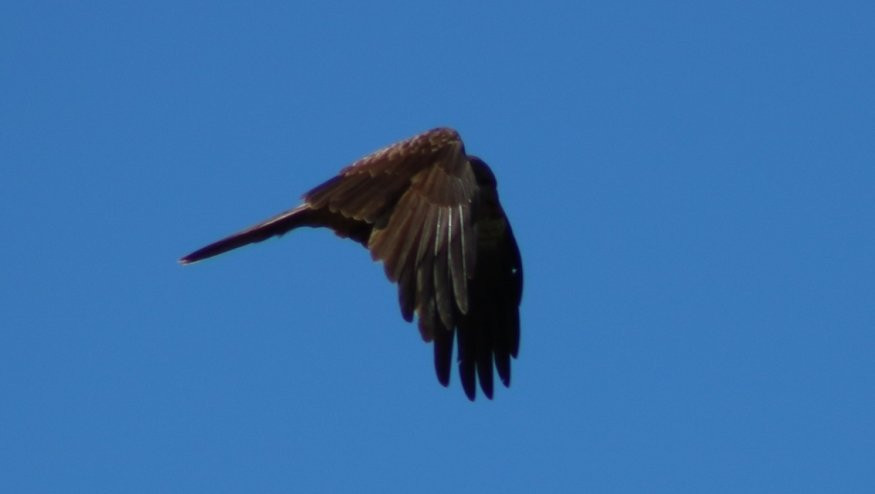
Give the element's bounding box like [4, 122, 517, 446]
[179, 204, 313, 264]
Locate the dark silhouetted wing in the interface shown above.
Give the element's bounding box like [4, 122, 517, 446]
[180, 128, 522, 400]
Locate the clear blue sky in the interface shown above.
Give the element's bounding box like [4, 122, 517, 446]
[2, 1, 873, 492]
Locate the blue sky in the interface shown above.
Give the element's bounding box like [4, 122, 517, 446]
[2, 1, 873, 492]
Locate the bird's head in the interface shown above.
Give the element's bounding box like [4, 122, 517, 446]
[468, 156, 497, 188]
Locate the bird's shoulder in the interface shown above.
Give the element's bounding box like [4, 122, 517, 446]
[338, 127, 464, 177]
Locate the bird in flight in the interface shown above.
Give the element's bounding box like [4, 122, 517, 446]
[180, 127, 522, 400]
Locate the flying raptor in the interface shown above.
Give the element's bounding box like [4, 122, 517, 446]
[180, 127, 522, 400]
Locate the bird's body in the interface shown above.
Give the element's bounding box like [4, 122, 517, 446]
[181, 128, 522, 400]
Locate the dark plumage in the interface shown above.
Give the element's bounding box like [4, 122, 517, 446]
[180, 128, 522, 400]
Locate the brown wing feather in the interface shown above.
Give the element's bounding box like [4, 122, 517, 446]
[305, 128, 465, 218]
[357, 130, 478, 346]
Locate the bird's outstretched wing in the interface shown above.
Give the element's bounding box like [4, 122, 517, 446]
[180, 128, 522, 400]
